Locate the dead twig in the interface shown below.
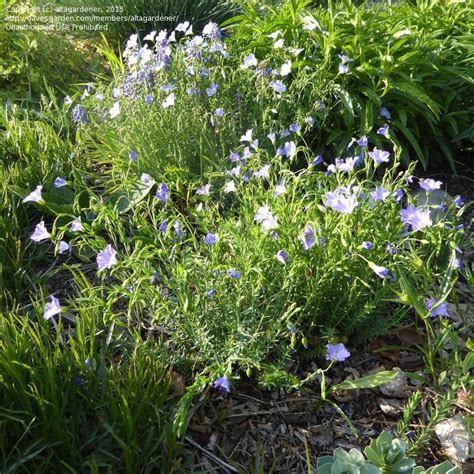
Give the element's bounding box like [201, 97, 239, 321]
[185, 435, 238, 473]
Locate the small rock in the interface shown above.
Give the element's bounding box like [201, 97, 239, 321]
[434, 415, 472, 464]
[378, 398, 404, 417]
[379, 368, 409, 398]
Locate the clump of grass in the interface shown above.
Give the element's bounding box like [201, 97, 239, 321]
[0, 310, 186, 472]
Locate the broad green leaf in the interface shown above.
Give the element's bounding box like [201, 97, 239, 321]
[463, 351, 474, 375]
[333, 84, 355, 117]
[108, 177, 156, 214]
[391, 81, 441, 117]
[330, 370, 400, 391]
[394, 120, 427, 168]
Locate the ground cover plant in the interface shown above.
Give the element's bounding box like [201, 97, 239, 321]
[1, 0, 473, 472]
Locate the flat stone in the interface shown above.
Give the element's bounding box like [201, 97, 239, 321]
[434, 415, 472, 464]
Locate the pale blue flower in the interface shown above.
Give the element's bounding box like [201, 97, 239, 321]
[425, 298, 449, 317]
[336, 157, 358, 172]
[214, 376, 230, 393]
[173, 221, 184, 239]
[380, 106, 391, 119]
[202, 21, 223, 40]
[357, 136, 368, 147]
[196, 184, 211, 195]
[159, 220, 168, 232]
[453, 195, 464, 207]
[338, 54, 350, 64]
[270, 80, 286, 93]
[162, 93, 175, 108]
[140, 173, 152, 183]
[267, 132, 277, 144]
[214, 108, 224, 117]
[109, 102, 120, 119]
[31, 221, 51, 242]
[226, 269, 240, 279]
[70, 218, 84, 232]
[368, 147, 390, 165]
[305, 116, 315, 126]
[206, 83, 218, 97]
[280, 60, 292, 76]
[386, 242, 397, 255]
[128, 150, 139, 161]
[361, 241, 374, 250]
[300, 225, 316, 251]
[289, 123, 300, 133]
[156, 183, 170, 203]
[97, 244, 117, 271]
[23, 185, 44, 204]
[277, 141, 297, 158]
[419, 178, 442, 192]
[206, 289, 216, 298]
[311, 155, 323, 167]
[276, 250, 289, 264]
[254, 165, 270, 179]
[377, 124, 389, 136]
[393, 189, 404, 202]
[54, 177, 67, 188]
[241, 53, 258, 69]
[204, 233, 219, 245]
[44, 295, 61, 320]
[370, 186, 390, 202]
[240, 129, 253, 143]
[338, 63, 349, 74]
[224, 181, 236, 193]
[400, 205, 432, 231]
[72, 105, 88, 125]
[325, 192, 359, 214]
[273, 179, 286, 197]
[254, 205, 278, 231]
[370, 263, 390, 279]
[58, 240, 70, 254]
[326, 343, 350, 362]
[160, 83, 176, 92]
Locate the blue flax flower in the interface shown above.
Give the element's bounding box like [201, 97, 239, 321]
[214, 376, 230, 393]
[276, 250, 289, 264]
[326, 343, 351, 362]
[204, 233, 219, 245]
[97, 244, 117, 271]
[156, 183, 170, 203]
[425, 298, 449, 317]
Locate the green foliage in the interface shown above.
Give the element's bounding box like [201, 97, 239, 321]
[318, 447, 379, 474]
[0, 311, 186, 472]
[225, 0, 474, 171]
[0, 1, 102, 102]
[317, 432, 461, 474]
[0, 1, 472, 469]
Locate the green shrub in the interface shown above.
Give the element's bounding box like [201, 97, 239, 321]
[38, 25, 464, 390]
[224, 0, 474, 172]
